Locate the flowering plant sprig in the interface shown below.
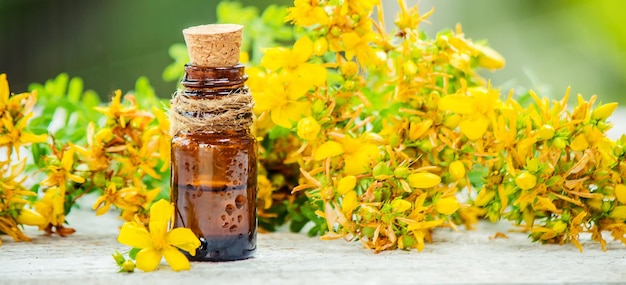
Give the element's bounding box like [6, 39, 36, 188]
[245, 0, 626, 252]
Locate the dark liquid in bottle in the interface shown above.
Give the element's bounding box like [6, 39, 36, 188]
[171, 132, 257, 261]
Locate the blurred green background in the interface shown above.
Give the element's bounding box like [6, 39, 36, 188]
[1, 0, 624, 104]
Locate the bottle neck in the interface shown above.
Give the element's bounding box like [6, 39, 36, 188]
[181, 64, 247, 97]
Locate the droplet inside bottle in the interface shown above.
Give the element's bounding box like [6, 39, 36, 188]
[225, 204, 235, 215]
[235, 194, 245, 209]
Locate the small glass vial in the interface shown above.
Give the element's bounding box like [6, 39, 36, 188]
[170, 24, 256, 261]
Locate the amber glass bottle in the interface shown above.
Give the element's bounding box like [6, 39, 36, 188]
[171, 64, 257, 261]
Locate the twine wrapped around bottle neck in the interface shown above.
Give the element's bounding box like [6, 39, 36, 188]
[169, 89, 253, 135]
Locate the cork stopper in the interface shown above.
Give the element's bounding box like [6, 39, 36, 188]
[183, 24, 243, 67]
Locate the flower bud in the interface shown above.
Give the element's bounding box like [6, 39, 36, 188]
[296, 116, 321, 141]
[403, 60, 417, 76]
[407, 172, 441, 189]
[112, 251, 125, 266]
[474, 188, 496, 207]
[393, 166, 410, 178]
[552, 220, 567, 234]
[313, 37, 328, 56]
[515, 172, 537, 190]
[537, 124, 555, 140]
[122, 260, 135, 272]
[435, 197, 460, 215]
[552, 137, 567, 149]
[591, 102, 618, 121]
[372, 162, 391, 180]
[449, 160, 466, 181]
[16, 208, 46, 226]
[337, 176, 357, 195]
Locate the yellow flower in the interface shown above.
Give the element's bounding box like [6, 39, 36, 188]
[257, 175, 274, 210]
[313, 136, 380, 175]
[285, 0, 330, 27]
[34, 187, 66, 229]
[253, 74, 311, 128]
[117, 199, 200, 272]
[296, 116, 321, 141]
[92, 183, 140, 216]
[0, 112, 48, 157]
[261, 36, 327, 88]
[150, 106, 171, 172]
[116, 143, 161, 180]
[395, 0, 433, 38]
[72, 123, 112, 171]
[342, 32, 379, 66]
[438, 86, 500, 140]
[94, 90, 138, 128]
[40, 148, 85, 193]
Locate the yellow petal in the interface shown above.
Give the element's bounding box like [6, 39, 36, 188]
[149, 199, 173, 237]
[344, 154, 370, 176]
[292, 36, 313, 63]
[297, 63, 327, 87]
[615, 184, 626, 205]
[341, 32, 360, 59]
[435, 197, 460, 215]
[474, 188, 496, 207]
[61, 148, 75, 171]
[94, 202, 112, 216]
[314, 141, 344, 161]
[407, 172, 441, 189]
[19, 132, 48, 144]
[344, 143, 380, 175]
[163, 245, 191, 271]
[16, 208, 46, 226]
[610, 206, 626, 220]
[135, 248, 162, 272]
[0, 73, 8, 106]
[570, 134, 589, 151]
[67, 173, 86, 184]
[341, 190, 358, 216]
[408, 119, 433, 140]
[460, 116, 489, 140]
[474, 44, 506, 70]
[391, 199, 412, 213]
[117, 222, 153, 249]
[336, 176, 357, 195]
[438, 95, 474, 114]
[591, 102, 618, 120]
[166, 228, 200, 256]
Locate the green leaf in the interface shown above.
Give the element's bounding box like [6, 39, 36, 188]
[52, 73, 69, 97]
[67, 77, 83, 104]
[217, 0, 258, 25]
[128, 248, 141, 260]
[82, 90, 101, 110]
[261, 5, 288, 28]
